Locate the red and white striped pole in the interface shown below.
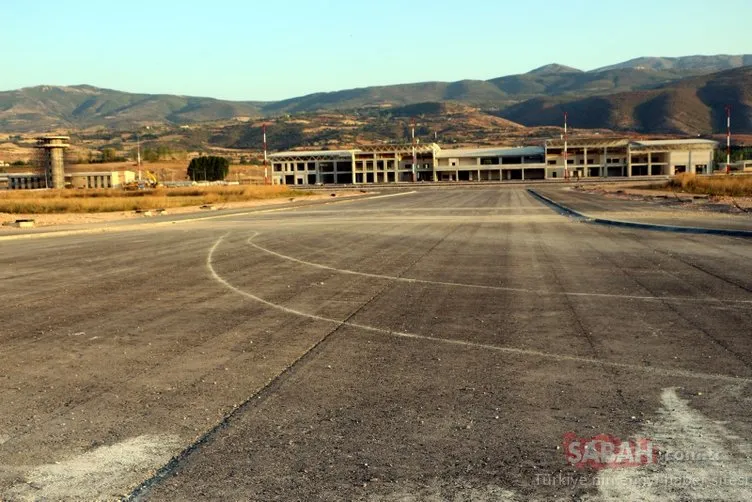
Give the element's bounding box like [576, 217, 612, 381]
[564, 112, 569, 180]
[263, 123, 269, 184]
[726, 106, 731, 174]
[411, 119, 417, 183]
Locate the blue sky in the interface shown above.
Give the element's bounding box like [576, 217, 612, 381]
[3, 0, 751, 101]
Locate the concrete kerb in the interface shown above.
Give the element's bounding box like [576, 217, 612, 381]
[526, 189, 592, 221]
[527, 188, 752, 239]
[0, 191, 417, 242]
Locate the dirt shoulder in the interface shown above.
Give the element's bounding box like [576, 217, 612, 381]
[576, 182, 752, 213]
[0, 190, 366, 230]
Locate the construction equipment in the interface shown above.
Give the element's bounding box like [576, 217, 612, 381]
[123, 170, 162, 190]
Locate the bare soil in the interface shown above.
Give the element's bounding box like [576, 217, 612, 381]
[0, 191, 366, 229]
[576, 183, 752, 213]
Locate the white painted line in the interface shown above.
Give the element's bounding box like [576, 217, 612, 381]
[208, 235, 752, 383]
[246, 233, 752, 305]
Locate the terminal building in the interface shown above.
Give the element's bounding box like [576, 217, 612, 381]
[269, 137, 718, 185]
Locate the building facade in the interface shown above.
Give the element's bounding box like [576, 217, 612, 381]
[270, 137, 718, 185]
[5, 171, 136, 190]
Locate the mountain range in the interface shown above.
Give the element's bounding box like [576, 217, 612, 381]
[0, 54, 750, 135]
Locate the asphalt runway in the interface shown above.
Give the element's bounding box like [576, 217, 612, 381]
[1, 187, 751, 501]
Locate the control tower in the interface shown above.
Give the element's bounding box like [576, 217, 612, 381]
[36, 136, 69, 189]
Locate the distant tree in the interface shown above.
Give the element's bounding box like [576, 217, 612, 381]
[187, 156, 229, 181]
[101, 148, 117, 162]
[156, 145, 172, 159]
[714, 146, 752, 165]
[142, 148, 160, 162]
[239, 155, 249, 165]
[11, 160, 27, 166]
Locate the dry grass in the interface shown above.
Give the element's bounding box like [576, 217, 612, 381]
[0, 185, 311, 214]
[663, 173, 752, 197]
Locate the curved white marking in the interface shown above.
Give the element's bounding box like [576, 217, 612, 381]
[246, 234, 752, 305]
[208, 236, 752, 384]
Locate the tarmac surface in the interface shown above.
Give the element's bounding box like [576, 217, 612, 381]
[1, 187, 751, 501]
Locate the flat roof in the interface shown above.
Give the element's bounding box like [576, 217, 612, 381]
[70, 171, 131, 176]
[631, 139, 718, 146]
[437, 146, 544, 158]
[546, 137, 630, 148]
[269, 149, 355, 159]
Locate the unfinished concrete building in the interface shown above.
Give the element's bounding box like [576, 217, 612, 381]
[270, 144, 441, 185]
[6, 170, 136, 190]
[544, 138, 717, 178]
[270, 137, 719, 185]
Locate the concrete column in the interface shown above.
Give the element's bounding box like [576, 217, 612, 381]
[603, 146, 607, 177]
[648, 153, 652, 176]
[627, 145, 632, 177]
[583, 147, 588, 177]
[315, 161, 321, 184]
[521, 169, 525, 181]
[477, 169, 480, 181]
[688, 150, 693, 174]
